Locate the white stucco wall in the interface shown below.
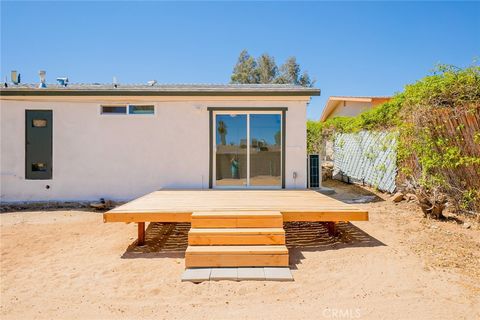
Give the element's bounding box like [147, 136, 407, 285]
[329, 101, 373, 118]
[1, 96, 308, 202]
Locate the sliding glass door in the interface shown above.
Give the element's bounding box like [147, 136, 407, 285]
[214, 112, 282, 188]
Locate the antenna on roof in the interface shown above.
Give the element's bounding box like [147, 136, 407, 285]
[113, 76, 118, 88]
[38, 70, 47, 88]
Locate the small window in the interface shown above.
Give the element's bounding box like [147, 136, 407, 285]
[32, 119, 48, 127]
[128, 105, 154, 115]
[101, 106, 127, 114]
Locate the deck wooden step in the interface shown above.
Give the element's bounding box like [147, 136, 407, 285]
[191, 211, 283, 228]
[188, 228, 285, 245]
[185, 245, 289, 268]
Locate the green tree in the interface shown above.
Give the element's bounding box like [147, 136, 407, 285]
[275, 57, 300, 84]
[257, 54, 278, 84]
[230, 51, 314, 87]
[217, 121, 227, 145]
[230, 50, 258, 84]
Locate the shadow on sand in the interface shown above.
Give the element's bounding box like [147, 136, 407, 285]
[121, 221, 385, 267]
[285, 221, 385, 269]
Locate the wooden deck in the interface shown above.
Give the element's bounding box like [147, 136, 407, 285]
[103, 190, 369, 223]
[104, 190, 368, 268]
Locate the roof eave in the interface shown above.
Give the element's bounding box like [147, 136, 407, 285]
[0, 89, 321, 97]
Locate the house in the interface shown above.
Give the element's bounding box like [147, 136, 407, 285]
[320, 96, 391, 122]
[0, 83, 320, 202]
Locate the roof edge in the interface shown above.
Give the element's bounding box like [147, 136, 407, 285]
[0, 88, 321, 97]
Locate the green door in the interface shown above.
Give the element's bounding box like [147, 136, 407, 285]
[25, 110, 52, 179]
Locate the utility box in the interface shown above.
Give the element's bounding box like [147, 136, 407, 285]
[307, 154, 320, 189]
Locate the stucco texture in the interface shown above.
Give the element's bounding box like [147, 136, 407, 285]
[1, 96, 308, 201]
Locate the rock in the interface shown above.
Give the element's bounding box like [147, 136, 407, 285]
[90, 198, 114, 210]
[90, 202, 106, 209]
[463, 222, 472, 229]
[391, 192, 405, 203]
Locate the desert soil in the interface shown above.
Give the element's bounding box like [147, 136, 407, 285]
[1, 181, 479, 320]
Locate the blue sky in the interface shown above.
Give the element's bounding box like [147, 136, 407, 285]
[1, 1, 479, 119]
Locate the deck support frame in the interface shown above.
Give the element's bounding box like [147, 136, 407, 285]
[137, 222, 145, 246]
[325, 222, 337, 237]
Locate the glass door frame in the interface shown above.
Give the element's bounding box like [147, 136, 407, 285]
[209, 108, 286, 189]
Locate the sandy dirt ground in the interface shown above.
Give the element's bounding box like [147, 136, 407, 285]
[1, 181, 479, 320]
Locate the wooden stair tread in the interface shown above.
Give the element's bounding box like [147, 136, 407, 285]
[192, 211, 282, 218]
[186, 245, 288, 255]
[189, 228, 285, 235]
[191, 211, 283, 228]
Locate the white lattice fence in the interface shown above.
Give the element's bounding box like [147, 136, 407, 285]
[333, 131, 398, 193]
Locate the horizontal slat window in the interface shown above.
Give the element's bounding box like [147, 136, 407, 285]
[101, 106, 127, 114]
[128, 105, 154, 114]
[101, 105, 154, 115]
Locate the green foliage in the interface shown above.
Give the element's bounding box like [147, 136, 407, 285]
[306, 120, 323, 154]
[257, 54, 278, 84]
[461, 189, 480, 211]
[231, 50, 314, 87]
[401, 64, 480, 110]
[231, 50, 258, 84]
[308, 63, 480, 215]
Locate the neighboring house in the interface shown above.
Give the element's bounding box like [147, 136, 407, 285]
[320, 96, 391, 122]
[0, 83, 320, 202]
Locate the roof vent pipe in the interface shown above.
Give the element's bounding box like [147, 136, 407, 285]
[56, 77, 69, 87]
[11, 71, 20, 85]
[38, 70, 47, 88]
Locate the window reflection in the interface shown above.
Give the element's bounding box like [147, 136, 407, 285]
[215, 115, 247, 187]
[250, 114, 281, 186]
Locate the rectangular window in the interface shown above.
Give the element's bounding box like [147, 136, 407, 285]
[101, 106, 127, 114]
[128, 105, 154, 114]
[101, 105, 154, 115]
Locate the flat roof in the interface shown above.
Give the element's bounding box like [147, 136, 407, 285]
[0, 83, 321, 97]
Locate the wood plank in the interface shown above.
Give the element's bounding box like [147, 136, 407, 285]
[103, 210, 368, 223]
[189, 228, 285, 234]
[185, 254, 289, 268]
[282, 211, 368, 222]
[186, 245, 288, 254]
[185, 245, 289, 268]
[191, 211, 282, 217]
[188, 235, 285, 245]
[191, 211, 283, 228]
[188, 228, 285, 245]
